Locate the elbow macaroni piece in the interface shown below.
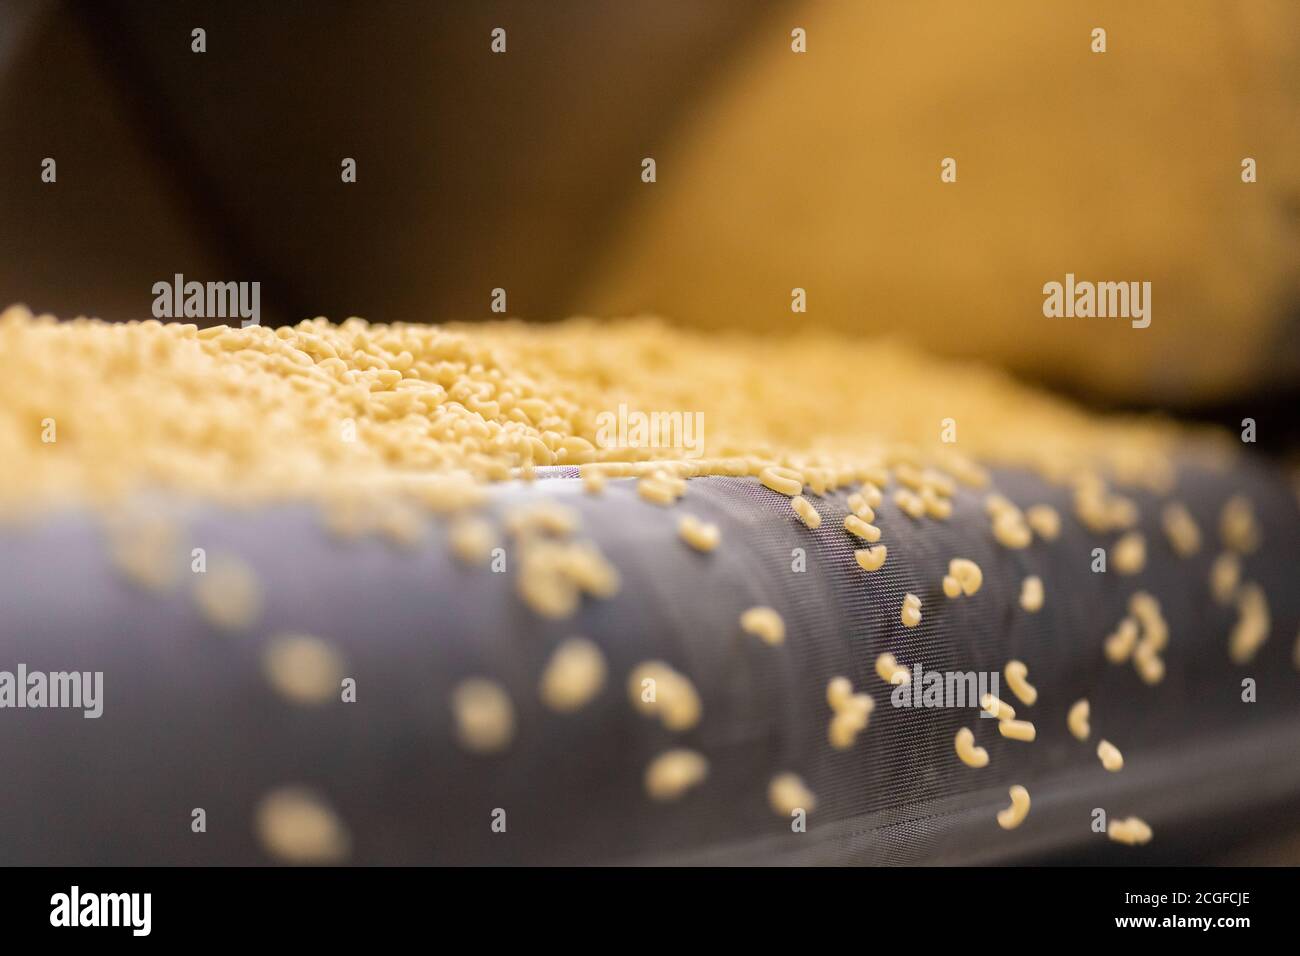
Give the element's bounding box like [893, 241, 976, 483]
[1004, 660, 1037, 707]
[740, 606, 786, 645]
[998, 719, 1036, 742]
[768, 773, 817, 817]
[1019, 575, 1044, 612]
[1108, 816, 1153, 845]
[954, 727, 989, 768]
[1068, 698, 1090, 741]
[992, 508, 1032, 549]
[791, 495, 822, 529]
[262, 633, 346, 706]
[893, 488, 926, 519]
[1161, 501, 1200, 556]
[997, 785, 1030, 830]
[947, 558, 982, 596]
[876, 652, 910, 685]
[1025, 504, 1061, 541]
[900, 593, 922, 628]
[843, 513, 880, 541]
[448, 515, 497, 566]
[645, 749, 709, 801]
[1097, 739, 1124, 772]
[192, 555, 263, 633]
[1210, 552, 1241, 605]
[854, 545, 887, 572]
[759, 467, 802, 497]
[826, 675, 874, 749]
[452, 678, 516, 753]
[255, 787, 351, 864]
[539, 638, 607, 712]
[677, 513, 721, 551]
[1220, 495, 1260, 554]
[1113, 531, 1146, 575]
[1104, 616, 1140, 664]
[627, 661, 702, 731]
[980, 693, 1015, 722]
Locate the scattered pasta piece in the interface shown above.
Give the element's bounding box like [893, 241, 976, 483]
[1134, 644, 1166, 685]
[992, 508, 1032, 549]
[1097, 739, 1124, 772]
[893, 488, 925, 519]
[255, 787, 351, 864]
[921, 487, 952, 520]
[452, 678, 515, 753]
[192, 554, 262, 632]
[1210, 552, 1241, 605]
[768, 773, 817, 816]
[645, 749, 709, 801]
[1127, 591, 1169, 681]
[997, 785, 1030, 830]
[1113, 531, 1146, 575]
[843, 512, 880, 541]
[740, 606, 785, 645]
[678, 513, 721, 552]
[637, 473, 681, 506]
[876, 651, 910, 685]
[1104, 616, 1140, 663]
[1019, 575, 1044, 612]
[858, 482, 883, 509]
[102, 510, 180, 591]
[826, 676, 853, 711]
[262, 633, 345, 706]
[846, 491, 875, 521]
[980, 693, 1016, 722]
[1108, 816, 1153, 846]
[1025, 504, 1060, 541]
[998, 719, 1037, 742]
[1004, 660, 1037, 707]
[791, 495, 822, 529]
[1220, 495, 1260, 554]
[627, 661, 702, 731]
[1161, 501, 1200, 556]
[580, 467, 607, 495]
[505, 501, 579, 538]
[900, 593, 922, 628]
[759, 466, 803, 497]
[954, 727, 989, 768]
[539, 638, 607, 712]
[947, 558, 982, 596]
[854, 545, 887, 572]
[1068, 699, 1090, 741]
[1229, 582, 1270, 664]
[826, 676, 874, 749]
[448, 515, 496, 566]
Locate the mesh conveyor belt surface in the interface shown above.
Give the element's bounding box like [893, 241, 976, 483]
[0, 458, 1297, 864]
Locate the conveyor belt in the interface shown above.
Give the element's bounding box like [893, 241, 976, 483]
[0, 457, 1296, 864]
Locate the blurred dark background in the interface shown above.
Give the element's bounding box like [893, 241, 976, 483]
[0, 0, 773, 326]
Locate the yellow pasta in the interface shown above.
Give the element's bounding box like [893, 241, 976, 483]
[740, 606, 786, 645]
[678, 513, 721, 552]
[997, 785, 1030, 830]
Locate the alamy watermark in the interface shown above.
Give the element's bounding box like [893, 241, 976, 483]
[50, 886, 150, 936]
[0, 664, 103, 718]
[1042, 273, 1150, 329]
[594, 403, 704, 458]
[152, 273, 260, 327]
[889, 662, 1000, 712]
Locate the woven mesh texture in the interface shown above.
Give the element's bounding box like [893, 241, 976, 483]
[0, 458, 1296, 864]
